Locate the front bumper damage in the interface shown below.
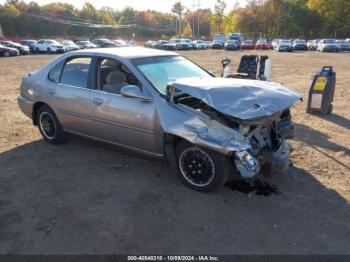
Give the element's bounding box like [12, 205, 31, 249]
[234, 124, 292, 178]
[160, 77, 300, 179]
[161, 102, 294, 179]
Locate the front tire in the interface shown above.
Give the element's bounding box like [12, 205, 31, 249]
[37, 105, 67, 145]
[175, 141, 229, 192]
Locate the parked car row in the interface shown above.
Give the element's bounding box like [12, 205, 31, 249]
[145, 38, 212, 50]
[0, 38, 136, 57]
[273, 38, 350, 52]
[146, 38, 255, 51]
[308, 39, 350, 52]
[147, 37, 350, 53]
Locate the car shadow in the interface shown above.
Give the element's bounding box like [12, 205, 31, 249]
[312, 113, 350, 130]
[294, 122, 349, 153]
[1, 137, 350, 254]
[293, 122, 350, 170]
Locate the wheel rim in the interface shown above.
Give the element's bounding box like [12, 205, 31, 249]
[179, 147, 215, 187]
[39, 112, 56, 140]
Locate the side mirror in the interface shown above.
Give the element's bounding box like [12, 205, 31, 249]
[120, 85, 152, 102]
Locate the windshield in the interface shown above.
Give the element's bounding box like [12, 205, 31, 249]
[47, 40, 59, 44]
[25, 40, 36, 44]
[99, 39, 113, 43]
[132, 56, 212, 95]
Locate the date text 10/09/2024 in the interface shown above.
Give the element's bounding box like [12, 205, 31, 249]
[127, 256, 220, 261]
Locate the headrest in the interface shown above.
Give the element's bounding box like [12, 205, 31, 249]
[103, 59, 121, 69]
[106, 71, 127, 84]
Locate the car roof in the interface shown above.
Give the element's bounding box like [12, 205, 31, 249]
[71, 47, 178, 59]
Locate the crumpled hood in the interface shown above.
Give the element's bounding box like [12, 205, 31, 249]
[170, 77, 301, 120]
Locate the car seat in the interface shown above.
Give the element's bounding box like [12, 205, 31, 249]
[103, 71, 129, 94]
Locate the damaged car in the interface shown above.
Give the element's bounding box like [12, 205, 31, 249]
[18, 47, 300, 192]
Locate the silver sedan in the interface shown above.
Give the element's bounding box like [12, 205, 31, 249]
[18, 47, 300, 192]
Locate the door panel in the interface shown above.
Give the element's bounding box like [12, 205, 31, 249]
[44, 56, 94, 135]
[90, 90, 158, 154]
[51, 84, 93, 135]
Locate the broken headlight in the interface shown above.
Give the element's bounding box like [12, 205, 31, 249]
[235, 150, 260, 178]
[239, 124, 250, 136]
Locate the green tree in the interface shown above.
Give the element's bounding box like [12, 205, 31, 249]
[308, 0, 350, 38]
[210, 0, 227, 33]
[0, 3, 20, 35]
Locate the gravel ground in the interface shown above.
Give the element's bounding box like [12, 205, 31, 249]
[0, 49, 349, 255]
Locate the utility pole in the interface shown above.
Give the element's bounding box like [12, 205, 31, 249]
[175, 17, 178, 36]
[190, 0, 201, 38]
[197, 0, 201, 38]
[192, 0, 195, 38]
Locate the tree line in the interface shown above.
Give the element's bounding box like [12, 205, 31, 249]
[0, 0, 349, 40]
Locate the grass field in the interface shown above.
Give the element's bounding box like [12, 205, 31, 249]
[0, 49, 349, 254]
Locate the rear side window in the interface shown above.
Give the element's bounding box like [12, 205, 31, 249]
[60, 57, 92, 88]
[48, 60, 64, 83]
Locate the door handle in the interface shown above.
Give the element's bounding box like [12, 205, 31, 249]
[47, 88, 56, 95]
[92, 98, 104, 106]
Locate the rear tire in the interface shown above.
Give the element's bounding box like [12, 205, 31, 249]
[175, 140, 229, 192]
[47, 47, 51, 54]
[37, 105, 67, 145]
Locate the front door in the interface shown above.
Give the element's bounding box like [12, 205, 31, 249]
[89, 57, 159, 155]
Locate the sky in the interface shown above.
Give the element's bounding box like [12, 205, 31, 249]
[1, 0, 247, 12]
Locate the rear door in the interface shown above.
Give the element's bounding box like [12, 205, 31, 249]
[45, 56, 95, 135]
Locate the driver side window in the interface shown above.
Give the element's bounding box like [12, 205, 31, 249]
[97, 58, 140, 95]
